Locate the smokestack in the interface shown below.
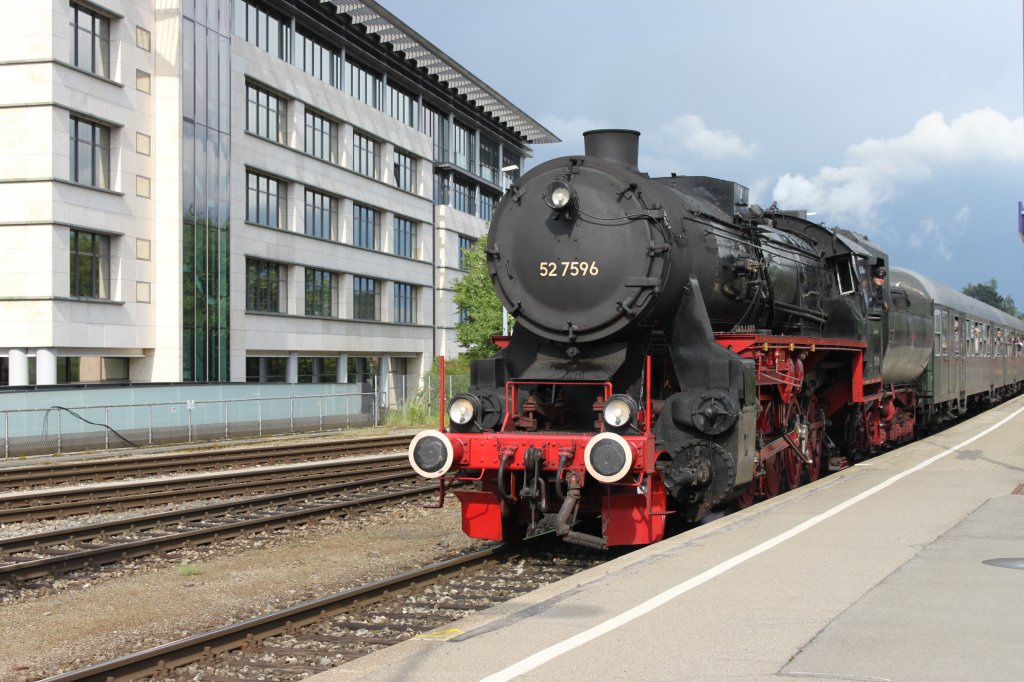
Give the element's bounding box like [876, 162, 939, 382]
[583, 129, 640, 171]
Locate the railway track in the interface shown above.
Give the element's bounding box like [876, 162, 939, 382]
[0, 455, 410, 522]
[0, 476, 437, 582]
[0, 433, 412, 489]
[44, 534, 606, 682]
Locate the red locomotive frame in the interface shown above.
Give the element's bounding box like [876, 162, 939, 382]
[429, 332, 918, 547]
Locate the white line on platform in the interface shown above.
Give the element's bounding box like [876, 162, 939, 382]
[480, 403, 1024, 682]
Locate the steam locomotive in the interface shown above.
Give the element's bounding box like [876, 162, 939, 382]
[409, 130, 1024, 549]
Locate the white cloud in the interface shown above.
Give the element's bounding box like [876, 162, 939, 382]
[771, 109, 1024, 228]
[659, 115, 757, 159]
[907, 205, 971, 261]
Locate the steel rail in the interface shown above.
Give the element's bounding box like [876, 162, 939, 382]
[43, 535, 555, 682]
[0, 434, 413, 488]
[0, 458, 408, 522]
[0, 470, 421, 555]
[1, 481, 438, 582]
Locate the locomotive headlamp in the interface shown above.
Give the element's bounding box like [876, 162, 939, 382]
[584, 432, 633, 483]
[603, 394, 638, 428]
[408, 430, 455, 479]
[544, 181, 575, 210]
[448, 393, 480, 426]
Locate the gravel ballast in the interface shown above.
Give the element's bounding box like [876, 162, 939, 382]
[0, 503, 482, 681]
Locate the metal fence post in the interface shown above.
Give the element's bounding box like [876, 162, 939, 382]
[224, 401, 229, 439]
[258, 399, 263, 437]
[104, 407, 109, 450]
[148, 405, 153, 445]
[57, 409, 62, 454]
[3, 412, 8, 459]
[318, 397, 323, 431]
[188, 405, 193, 443]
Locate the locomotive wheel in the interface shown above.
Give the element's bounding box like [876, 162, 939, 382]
[805, 395, 824, 482]
[777, 402, 802, 489]
[783, 449, 803, 489]
[734, 479, 757, 509]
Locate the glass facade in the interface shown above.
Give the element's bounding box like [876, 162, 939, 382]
[183, 1, 231, 381]
[453, 177, 474, 215]
[345, 59, 382, 110]
[479, 137, 499, 184]
[453, 121, 474, 171]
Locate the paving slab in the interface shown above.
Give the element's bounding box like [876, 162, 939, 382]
[311, 397, 1024, 682]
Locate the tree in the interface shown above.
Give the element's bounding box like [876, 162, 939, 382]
[961, 279, 1018, 316]
[452, 237, 508, 359]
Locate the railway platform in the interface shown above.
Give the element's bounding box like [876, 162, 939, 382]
[315, 395, 1024, 682]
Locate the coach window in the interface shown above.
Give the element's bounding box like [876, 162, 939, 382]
[950, 314, 957, 357]
[935, 309, 944, 356]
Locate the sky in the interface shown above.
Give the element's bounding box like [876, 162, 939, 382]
[382, 0, 1024, 304]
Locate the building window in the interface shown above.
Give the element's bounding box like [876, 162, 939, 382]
[246, 83, 286, 144]
[393, 150, 414, 192]
[136, 26, 151, 51]
[352, 276, 379, 321]
[136, 70, 151, 93]
[233, 0, 290, 60]
[353, 131, 379, 179]
[296, 30, 339, 86]
[393, 283, 416, 324]
[344, 59, 382, 110]
[458, 235, 475, 270]
[136, 175, 151, 198]
[480, 191, 499, 222]
[502, 151, 521, 188]
[388, 84, 416, 127]
[304, 188, 335, 240]
[353, 204, 379, 250]
[305, 268, 333, 317]
[70, 3, 109, 78]
[453, 178, 475, 215]
[304, 110, 336, 162]
[433, 171, 448, 206]
[136, 132, 151, 156]
[480, 138, 499, 184]
[69, 117, 110, 189]
[393, 217, 416, 259]
[457, 306, 470, 324]
[70, 229, 110, 299]
[453, 121, 475, 172]
[245, 258, 285, 312]
[422, 103, 447, 162]
[246, 171, 281, 227]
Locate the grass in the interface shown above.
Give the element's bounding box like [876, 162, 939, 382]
[175, 562, 205, 577]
